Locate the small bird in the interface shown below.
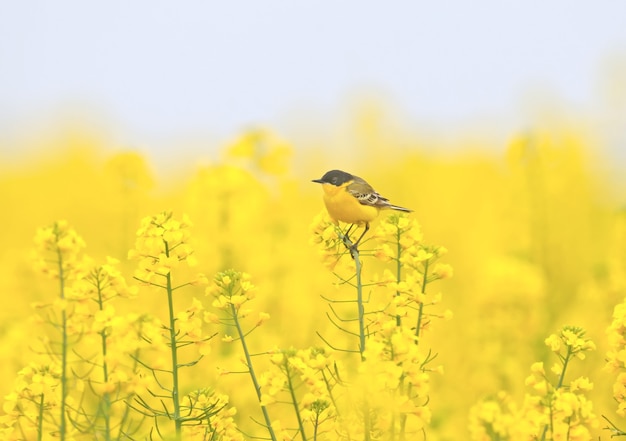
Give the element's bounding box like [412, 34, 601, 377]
[312, 169, 412, 249]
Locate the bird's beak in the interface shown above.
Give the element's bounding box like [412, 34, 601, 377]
[312, 179, 324, 184]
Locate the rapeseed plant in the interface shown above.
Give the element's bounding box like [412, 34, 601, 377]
[67, 257, 143, 439]
[469, 326, 598, 441]
[206, 269, 272, 441]
[2, 222, 145, 440]
[310, 212, 451, 440]
[128, 212, 227, 440]
[10, 221, 89, 440]
[603, 298, 626, 437]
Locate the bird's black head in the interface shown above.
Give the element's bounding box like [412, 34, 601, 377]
[312, 170, 354, 186]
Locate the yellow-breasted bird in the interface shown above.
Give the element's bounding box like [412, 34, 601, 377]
[312, 169, 412, 249]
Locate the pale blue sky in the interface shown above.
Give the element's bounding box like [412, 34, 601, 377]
[2, 1, 626, 159]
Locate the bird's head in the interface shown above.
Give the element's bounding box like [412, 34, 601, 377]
[312, 170, 354, 186]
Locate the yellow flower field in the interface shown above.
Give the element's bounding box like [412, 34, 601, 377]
[1, 116, 626, 440]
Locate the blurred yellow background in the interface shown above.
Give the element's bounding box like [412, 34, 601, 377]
[2, 103, 625, 439]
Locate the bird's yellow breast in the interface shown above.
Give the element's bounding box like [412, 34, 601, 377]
[320, 182, 379, 224]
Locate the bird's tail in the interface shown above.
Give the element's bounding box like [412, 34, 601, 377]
[388, 204, 412, 213]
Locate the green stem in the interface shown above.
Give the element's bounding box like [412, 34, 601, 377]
[321, 370, 339, 417]
[116, 347, 142, 441]
[346, 235, 369, 439]
[395, 225, 402, 327]
[96, 276, 112, 440]
[230, 303, 277, 441]
[313, 410, 319, 441]
[283, 357, 307, 441]
[37, 393, 44, 441]
[415, 259, 429, 339]
[399, 257, 430, 437]
[56, 242, 67, 441]
[394, 221, 408, 440]
[556, 347, 572, 389]
[350, 247, 366, 361]
[164, 241, 182, 439]
[363, 397, 371, 441]
[540, 346, 573, 441]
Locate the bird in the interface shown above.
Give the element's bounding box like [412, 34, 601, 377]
[312, 169, 412, 250]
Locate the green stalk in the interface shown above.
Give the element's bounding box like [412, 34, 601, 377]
[350, 247, 366, 361]
[116, 347, 141, 441]
[399, 257, 431, 438]
[96, 276, 112, 440]
[363, 398, 371, 441]
[556, 346, 572, 389]
[540, 345, 572, 441]
[56, 241, 68, 441]
[37, 393, 44, 441]
[415, 259, 429, 339]
[283, 357, 307, 441]
[348, 244, 370, 441]
[395, 223, 405, 439]
[321, 370, 339, 417]
[230, 303, 277, 441]
[164, 241, 182, 439]
[395, 224, 403, 327]
[313, 410, 319, 441]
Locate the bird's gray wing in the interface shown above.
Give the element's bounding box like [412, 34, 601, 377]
[347, 176, 390, 207]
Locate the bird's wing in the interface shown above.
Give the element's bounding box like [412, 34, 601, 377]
[347, 176, 390, 208]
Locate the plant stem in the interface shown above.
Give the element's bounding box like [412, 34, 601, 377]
[56, 243, 67, 441]
[395, 224, 403, 327]
[348, 243, 370, 440]
[164, 241, 182, 439]
[363, 397, 371, 441]
[96, 276, 112, 440]
[313, 411, 319, 441]
[230, 303, 277, 441]
[350, 247, 366, 361]
[541, 345, 572, 440]
[399, 256, 431, 437]
[283, 357, 307, 441]
[415, 259, 429, 339]
[37, 393, 44, 441]
[556, 347, 572, 389]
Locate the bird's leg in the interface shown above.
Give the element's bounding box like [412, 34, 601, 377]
[344, 223, 356, 240]
[351, 223, 370, 251]
[341, 223, 356, 249]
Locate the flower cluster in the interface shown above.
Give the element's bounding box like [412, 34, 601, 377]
[544, 326, 596, 361]
[208, 270, 257, 316]
[350, 320, 435, 437]
[373, 213, 423, 260]
[80, 256, 137, 303]
[259, 347, 338, 438]
[309, 211, 351, 270]
[468, 392, 518, 441]
[181, 389, 243, 441]
[606, 300, 626, 417]
[374, 214, 453, 333]
[207, 270, 272, 336]
[1, 362, 63, 439]
[469, 326, 598, 441]
[58, 257, 139, 340]
[32, 220, 88, 281]
[209, 270, 272, 331]
[128, 211, 201, 284]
